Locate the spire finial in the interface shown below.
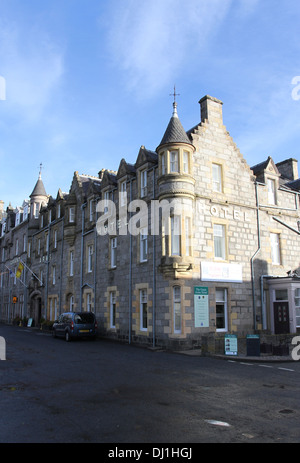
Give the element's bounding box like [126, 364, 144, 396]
[39, 163, 43, 179]
[169, 85, 180, 118]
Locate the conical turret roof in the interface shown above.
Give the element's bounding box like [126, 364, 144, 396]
[157, 102, 193, 149]
[30, 171, 47, 198]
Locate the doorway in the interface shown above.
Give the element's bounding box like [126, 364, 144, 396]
[273, 301, 290, 334]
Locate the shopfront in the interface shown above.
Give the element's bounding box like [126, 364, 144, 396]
[268, 277, 300, 334]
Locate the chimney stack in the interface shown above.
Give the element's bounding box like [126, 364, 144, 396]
[199, 95, 223, 126]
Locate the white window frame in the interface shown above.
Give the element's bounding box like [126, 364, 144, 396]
[69, 207, 75, 223]
[212, 163, 222, 193]
[141, 170, 147, 197]
[267, 178, 276, 205]
[183, 151, 189, 174]
[213, 224, 226, 260]
[216, 288, 228, 332]
[87, 293, 92, 312]
[170, 150, 179, 173]
[89, 200, 94, 221]
[270, 233, 281, 265]
[120, 181, 127, 207]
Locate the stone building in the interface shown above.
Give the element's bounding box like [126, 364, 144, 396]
[1, 94, 300, 351]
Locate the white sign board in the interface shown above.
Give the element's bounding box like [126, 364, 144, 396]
[201, 262, 243, 283]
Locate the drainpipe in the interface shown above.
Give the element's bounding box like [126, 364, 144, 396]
[94, 209, 97, 315]
[129, 179, 133, 344]
[80, 203, 87, 311]
[59, 219, 64, 316]
[250, 182, 261, 331]
[152, 166, 156, 348]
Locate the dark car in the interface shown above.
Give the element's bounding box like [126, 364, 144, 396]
[52, 312, 98, 341]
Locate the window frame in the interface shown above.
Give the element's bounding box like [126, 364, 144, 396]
[216, 288, 228, 332]
[170, 150, 179, 173]
[140, 227, 148, 262]
[173, 285, 182, 334]
[110, 291, 116, 328]
[212, 163, 223, 193]
[110, 237, 117, 269]
[140, 289, 148, 331]
[270, 232, 281, 265]
[213, 223, 226, 260]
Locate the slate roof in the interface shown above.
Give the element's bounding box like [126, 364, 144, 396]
[157, 103, 193, 149]
[30, 176, 47, 198]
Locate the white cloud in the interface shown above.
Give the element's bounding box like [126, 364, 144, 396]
[104, 0, 234, 97]
[0, 19, 64, 121]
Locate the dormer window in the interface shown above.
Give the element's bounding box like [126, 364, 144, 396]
[120, 181, 127, 207]
[69, 207, 75, 223]
[267, 178, 276, 205]
[141, 170, 147, 197]
[104, 191, 110, 214]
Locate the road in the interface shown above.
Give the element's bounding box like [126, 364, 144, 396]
[0, 324, 300, 444]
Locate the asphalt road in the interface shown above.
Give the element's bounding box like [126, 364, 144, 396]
[0, 324, 300, 444]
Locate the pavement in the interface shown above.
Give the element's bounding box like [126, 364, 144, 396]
[177, 349, 294, 362]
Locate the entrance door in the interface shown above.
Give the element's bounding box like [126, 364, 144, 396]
[274, 301, 290, 334]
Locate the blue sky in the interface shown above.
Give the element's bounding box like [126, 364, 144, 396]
[1, 0, 300, 208]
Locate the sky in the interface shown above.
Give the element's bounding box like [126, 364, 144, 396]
[1, 0, 300, 209]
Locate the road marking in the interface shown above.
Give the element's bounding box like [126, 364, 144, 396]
[240, 362, 254, 366]
[259, 364, 273, 368]
[278, 367, 295, 372]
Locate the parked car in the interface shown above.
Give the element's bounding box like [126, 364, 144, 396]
[52, 312, 98, 341]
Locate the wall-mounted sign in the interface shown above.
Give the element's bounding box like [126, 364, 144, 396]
[194, 287, 209, 328]
[224, 334, 238, 356]
[201, 262, 243, 283]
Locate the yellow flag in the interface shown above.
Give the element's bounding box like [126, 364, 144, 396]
[16, 262, 24, 279]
